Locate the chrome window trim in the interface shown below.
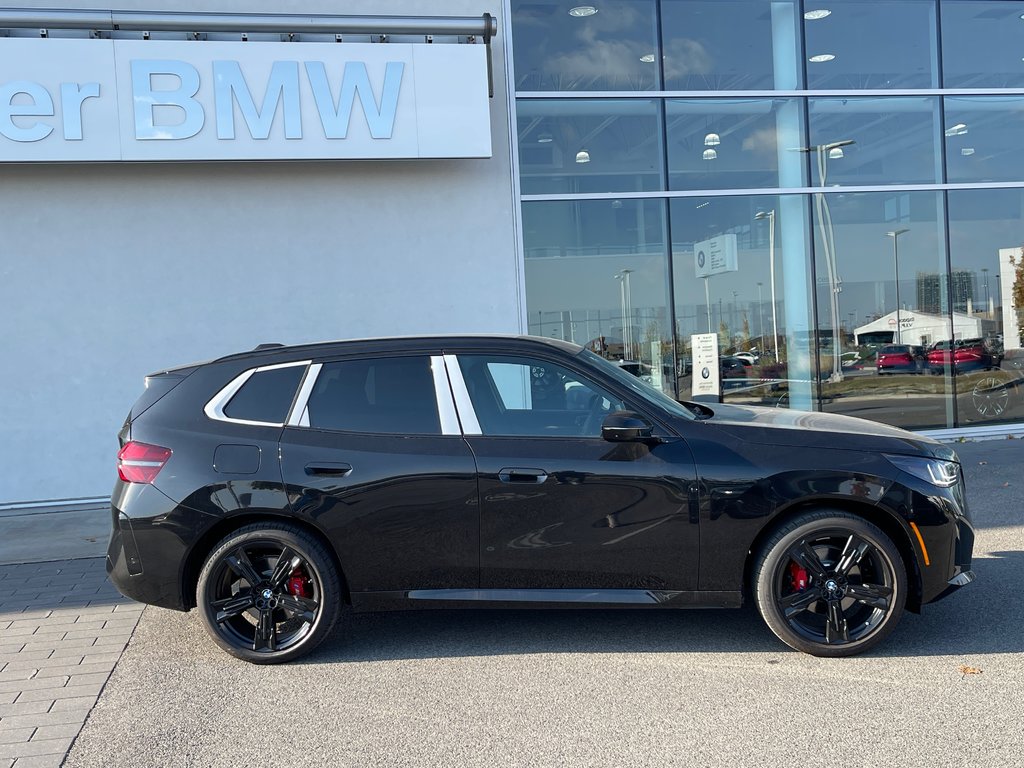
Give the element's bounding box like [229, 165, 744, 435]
[286, 363, 322, 427]
[442, 354, 482, 435]
[431, 356, 462, 436]
[204, 360, 311, 427]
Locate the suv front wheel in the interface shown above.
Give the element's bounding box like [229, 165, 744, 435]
[753, 511, 907, 657]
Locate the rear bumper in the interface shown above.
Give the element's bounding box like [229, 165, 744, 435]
[107, 511, 190, 611]
[106, 481, 214, 612]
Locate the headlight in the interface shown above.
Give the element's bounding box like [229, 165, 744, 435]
[884, 454, 960, 487]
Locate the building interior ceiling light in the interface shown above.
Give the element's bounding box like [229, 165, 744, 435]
[961, 147, 975, 156]
[569, 6, 598, 17]
[704, 132, 720, 147]
[703, 148, 718, 160]
[808, 53, 836, 63]
[575, 149, 591, 163]
[537, 133, 553, 143]
[640, 53, 656, 63]
[804, 9, 832, 20]
[944, 123, 968, 137]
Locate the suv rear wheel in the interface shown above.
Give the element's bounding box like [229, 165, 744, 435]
[196, 523, 341, 664]
[753, 511, 907, 657]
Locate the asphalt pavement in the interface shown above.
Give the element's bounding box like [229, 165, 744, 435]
[56, 440, 1024, 768]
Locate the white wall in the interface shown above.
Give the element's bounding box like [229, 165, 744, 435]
[0, 1, 520, 504]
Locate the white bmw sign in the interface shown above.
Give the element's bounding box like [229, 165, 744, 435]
[0, 38, 492, 161]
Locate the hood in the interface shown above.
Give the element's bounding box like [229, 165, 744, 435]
[695, 402, 958, 461]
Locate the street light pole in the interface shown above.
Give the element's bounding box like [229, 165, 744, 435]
[615, 269, 634, 360]
[757, 281, 765, 350]
[796, 139, 854, 382]
[754, 209, 779, 362]
[703, 276, 712, 333]
[886, 229, 909, 344]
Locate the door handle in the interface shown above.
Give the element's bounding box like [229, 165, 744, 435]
[304, 462, 352, 477]
[498, 467, 548, 484]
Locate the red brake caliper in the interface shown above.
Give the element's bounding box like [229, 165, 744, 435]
[285, 567, 312, 599]
[789, 561, 809, 591]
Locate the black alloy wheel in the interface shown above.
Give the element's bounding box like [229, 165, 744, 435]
[754, 511, 907, 657]
[197, 523, 341, 664]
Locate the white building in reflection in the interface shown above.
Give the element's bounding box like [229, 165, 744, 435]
[854, 310, 982, 347]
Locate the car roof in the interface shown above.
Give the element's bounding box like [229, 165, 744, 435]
[213, 334, 584, 366]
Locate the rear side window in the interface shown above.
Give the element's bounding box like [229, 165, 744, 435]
[306, 356, 440, 434]
[223, 365, 305, 424]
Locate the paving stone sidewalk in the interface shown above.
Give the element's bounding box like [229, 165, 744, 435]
[0, 558, 142, 768]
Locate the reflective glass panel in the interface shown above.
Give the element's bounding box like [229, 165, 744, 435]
[812, 191, 953, 429]
[523, 199, 675, 395]
[807, 97, 940, 186]
[669, 194, 817, 410]
[941, 1, 1024, 88]
[803, 0, 938, 89]
[455, 355, 625, 437]
[944, 97, 1024, 184]
[660, 0, 802, 91]
[517, 100, 663, 194]
[666, 98, 806, 191]
[510, 0, 659, 91]
[947, 189, 1024, 427]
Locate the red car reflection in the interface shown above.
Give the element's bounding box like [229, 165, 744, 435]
[876, 345, 923, 375]
[926, 339, 999, 374]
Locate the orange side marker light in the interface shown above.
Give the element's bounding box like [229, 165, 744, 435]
[909, 522, 931, 567]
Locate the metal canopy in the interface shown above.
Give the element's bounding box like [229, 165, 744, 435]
[0, 8, 497, 38]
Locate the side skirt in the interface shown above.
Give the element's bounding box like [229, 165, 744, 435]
[350, 588, 743, 612]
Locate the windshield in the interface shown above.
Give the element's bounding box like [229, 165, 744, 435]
[579, 350, 697, 420]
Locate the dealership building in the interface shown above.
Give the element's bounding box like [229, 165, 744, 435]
[2, 0, 1024, 509]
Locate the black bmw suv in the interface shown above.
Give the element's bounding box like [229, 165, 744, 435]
[108, 335, 975, 663]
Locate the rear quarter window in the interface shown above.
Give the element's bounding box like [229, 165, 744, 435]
[223, 365, 305, 424]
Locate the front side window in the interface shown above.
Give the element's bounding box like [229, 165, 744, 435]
[305, 356, 440, 435]
[456, 355, 624, 437]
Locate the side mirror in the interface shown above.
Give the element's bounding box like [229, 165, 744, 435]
[601, 411, 655, 442]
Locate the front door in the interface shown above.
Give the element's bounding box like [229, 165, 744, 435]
[448, 352, 699, 594]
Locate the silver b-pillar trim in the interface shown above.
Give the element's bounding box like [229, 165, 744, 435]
[442, 354, 481, 435]
[430, 356, 461, 436]
[286, 363, 322, 428]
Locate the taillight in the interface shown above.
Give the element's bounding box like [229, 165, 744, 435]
[117, 441, 172, 484]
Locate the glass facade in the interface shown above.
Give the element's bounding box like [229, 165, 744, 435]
[511, 0, 1024, 431]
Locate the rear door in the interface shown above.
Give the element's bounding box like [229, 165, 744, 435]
[279, 353, 479, 594]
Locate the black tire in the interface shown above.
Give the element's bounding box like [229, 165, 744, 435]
[753, 511, 907, 657]
[196, 522, 342, 664]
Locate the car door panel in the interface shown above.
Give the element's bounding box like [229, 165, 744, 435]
[279, 353, 479, 593]
[468, 435, 699, 591]
[449, 352, 700, 592]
